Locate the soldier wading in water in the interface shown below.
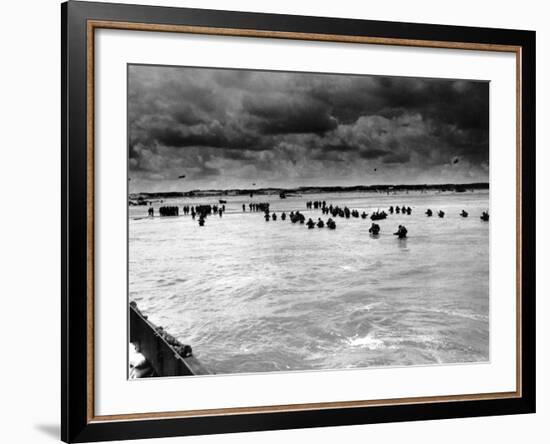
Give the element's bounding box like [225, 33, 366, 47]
[393, 225, 408, 239]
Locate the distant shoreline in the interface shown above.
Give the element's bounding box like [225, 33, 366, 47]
[129, 182, 489, 200]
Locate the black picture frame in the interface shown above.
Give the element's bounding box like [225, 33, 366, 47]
[61, 1, 536, 442]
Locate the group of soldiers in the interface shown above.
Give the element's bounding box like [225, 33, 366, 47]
[389, 205, 412, 215]
[244, 203, 270, 212]
[260, 209, 337, 230]
[305, 200, 327, 210]
[157, 206, 179, 216]
[424, 208, 489, 220]
[180, 204, 224, 216]
[304, 217, 336, 230]
[259, 207, 406, 237]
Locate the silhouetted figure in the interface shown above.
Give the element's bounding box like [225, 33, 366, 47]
[480, 211, 489, 221]
[438, 210, 445, 218]
[242, 204, 246, 212]
[393, 225, 408, 239]
[460, 210, 469, 218]
[306, 218, 315, 229]
[396, 206, 401, 214]
[327, 218, 336, 229]
[406, 207, 412, 215]
[281, 212, 286, 221]
[317, 218, 324, 228]
[148, 207, 154, 217]
[272, 213, 277, 221]
[425, 209, 433, 217]
[389, 206, 394, 214]
[361, 212, 368, 219]
[198, 216, 205, 227]
[369, 223, 380, 235]
[265, 212, 270, 221]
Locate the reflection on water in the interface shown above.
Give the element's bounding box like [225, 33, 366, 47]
[129, 191, 489, 375]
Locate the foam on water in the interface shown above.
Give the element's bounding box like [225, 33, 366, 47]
[345, 333, 386, 350]
[129, 190, 489, 374]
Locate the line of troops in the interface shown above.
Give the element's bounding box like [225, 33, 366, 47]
[259, 209, 405, 237]
[151, 204, 227, 226]
[424, 208, 490, 221]
[263, 210, 338, 230]
[148, 201, 489, 233]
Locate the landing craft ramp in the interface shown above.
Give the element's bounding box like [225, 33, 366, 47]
[130, 303, 209, 377]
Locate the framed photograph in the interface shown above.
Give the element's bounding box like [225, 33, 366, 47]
[61, 1, 536, 442]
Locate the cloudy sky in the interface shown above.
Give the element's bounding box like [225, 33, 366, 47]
[128, 64, 489, 192]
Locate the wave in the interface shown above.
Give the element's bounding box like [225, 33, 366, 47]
[423, 307, 489, 322]
[344, 333, 386, 350]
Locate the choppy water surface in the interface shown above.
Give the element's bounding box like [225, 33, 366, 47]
[129, 191, 489, 374]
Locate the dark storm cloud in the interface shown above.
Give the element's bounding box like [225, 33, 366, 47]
[148, 121, 260, 150]
[244, 94, 338, 135]
[128, 65, 489, 191]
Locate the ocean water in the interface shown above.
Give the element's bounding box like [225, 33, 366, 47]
[129, 190, 489, 375]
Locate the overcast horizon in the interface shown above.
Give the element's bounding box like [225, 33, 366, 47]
[128, 65, 489, 193]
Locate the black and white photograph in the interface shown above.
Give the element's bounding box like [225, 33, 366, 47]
[127, 64, 490, 378]
[1, 0, 542, 441]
